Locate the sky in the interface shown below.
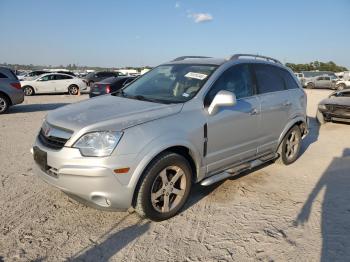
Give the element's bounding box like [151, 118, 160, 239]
[1, 0, 349, 68]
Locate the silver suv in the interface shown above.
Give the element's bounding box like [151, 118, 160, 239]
[32, 54, 308, 221]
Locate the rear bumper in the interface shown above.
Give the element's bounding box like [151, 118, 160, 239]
[9, 89, 24, 105]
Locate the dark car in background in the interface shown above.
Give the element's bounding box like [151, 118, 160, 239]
[0, 67, 24, 114]
[84, 71, 121, 86]
[89, 76, 136, 98]
[317, 89, 350, 124]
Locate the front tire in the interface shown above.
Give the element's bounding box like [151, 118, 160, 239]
[336, 83, 346, 90]
[135, 152, 192, 221]
[306, 82, 314, 89]
[0, 94, 9, 114]
[276, 126, 302, 165]
[23, 86, 34, 96]
[68, 85, 79, 95]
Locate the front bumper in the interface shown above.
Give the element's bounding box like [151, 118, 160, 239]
[32, 138, 137, 211]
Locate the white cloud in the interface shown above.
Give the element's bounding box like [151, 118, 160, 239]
[188, 12, 213, 23]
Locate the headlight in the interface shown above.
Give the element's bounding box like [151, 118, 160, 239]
[74, 131, 123, 157]
[318, 104, 327, 110]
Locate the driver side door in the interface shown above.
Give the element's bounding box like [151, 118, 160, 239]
[204, 64, 261, 174]
[35, 74, 56, 94]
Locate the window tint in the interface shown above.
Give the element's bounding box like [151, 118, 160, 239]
[39, 75, 55, 81]
[0, 72, 8, 78]
[205, 64, 254, 106]
[254, 64, 285, 94]
[279, 69, 300, 90]
[55, 74, 72, 80]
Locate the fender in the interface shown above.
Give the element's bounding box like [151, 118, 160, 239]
[126, 133, 204, 193]
[277, 115, 308, 149]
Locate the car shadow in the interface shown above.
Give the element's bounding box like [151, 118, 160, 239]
[183, 161, 273, 212]
[69, 214, 150, 262]
[8, 103, 69, 113]
[300, 116, 320, 155]
[295, 148, 350, 261]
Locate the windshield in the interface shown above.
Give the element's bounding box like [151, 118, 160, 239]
[120, 64, 217, 103]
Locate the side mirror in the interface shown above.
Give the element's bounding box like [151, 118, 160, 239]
[208, 90, 237, 115]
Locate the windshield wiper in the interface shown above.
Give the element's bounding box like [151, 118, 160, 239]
[133, 95, 159, 103]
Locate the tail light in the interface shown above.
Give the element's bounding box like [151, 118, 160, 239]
[105, 85, 111, 93]
[10, 82, 21, 89]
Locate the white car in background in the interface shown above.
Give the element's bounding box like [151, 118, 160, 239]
[21, 73, 87, 96]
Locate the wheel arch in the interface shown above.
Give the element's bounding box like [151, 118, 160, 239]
[277, 117, 308, 150]
[130, 144, 199, 208]
[0, 91, 12, 105]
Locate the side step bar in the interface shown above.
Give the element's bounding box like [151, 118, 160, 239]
[200, 153, 278, 186]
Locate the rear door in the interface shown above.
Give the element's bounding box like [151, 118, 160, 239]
[253, 64, 292, 154]
[54, 74, 73, 92]
[205, 63, 261, 173]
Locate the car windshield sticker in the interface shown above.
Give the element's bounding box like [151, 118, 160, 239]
[185, 72, 208, 80]
[182, 93, 190, 97]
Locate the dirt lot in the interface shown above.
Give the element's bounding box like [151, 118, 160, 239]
[1, 90, 350, 261]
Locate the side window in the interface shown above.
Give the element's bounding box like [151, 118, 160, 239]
[205, 64, 254, 106]
[0, 72, 8, 78]
[280, 69, 300, 89]
[55, 75, 72, 80]
[254, 64, 285, 94]
[324, 77, 330, 81]
[39, 75, 55, 81]
[317, 77, 323, 81]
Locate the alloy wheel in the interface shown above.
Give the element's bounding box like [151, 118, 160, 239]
[285, 130, 300, 160]
[151, 166, 187, 213]
[0, 97, 7, 112]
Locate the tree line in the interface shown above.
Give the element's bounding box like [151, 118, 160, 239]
[286, 61, 348, 73]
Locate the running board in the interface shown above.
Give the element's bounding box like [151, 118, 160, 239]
[200, 153, 278, 186]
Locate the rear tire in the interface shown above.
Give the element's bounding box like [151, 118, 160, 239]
[306, 82, 314, 89]
[276, 126, 302, 165]
[135, 152, 192, 221]
[23, 86, 34, 96]
[316, 109, 326, 125]
[0, 94, 9, 114]
[68, 85, 79, 95]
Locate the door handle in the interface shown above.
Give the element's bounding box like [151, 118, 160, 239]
[283, 101, 292, 107]
[249, 108, 259, 115]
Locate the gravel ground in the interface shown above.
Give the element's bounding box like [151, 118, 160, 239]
[1, 90, 350, 261]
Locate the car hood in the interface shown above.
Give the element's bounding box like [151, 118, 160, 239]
[320, 97, 350, 106]
[46, 95, 183, 133]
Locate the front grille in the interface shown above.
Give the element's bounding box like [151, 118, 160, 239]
[326, 104, 350, 115]
[38, 129, 68, 150]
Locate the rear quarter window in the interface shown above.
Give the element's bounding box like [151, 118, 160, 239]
[254, 64, 285, 94]
[279, 69, 300, 90]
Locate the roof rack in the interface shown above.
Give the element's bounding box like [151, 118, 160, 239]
[229, 54, 282, 65]
[172, 56, 212, 62]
